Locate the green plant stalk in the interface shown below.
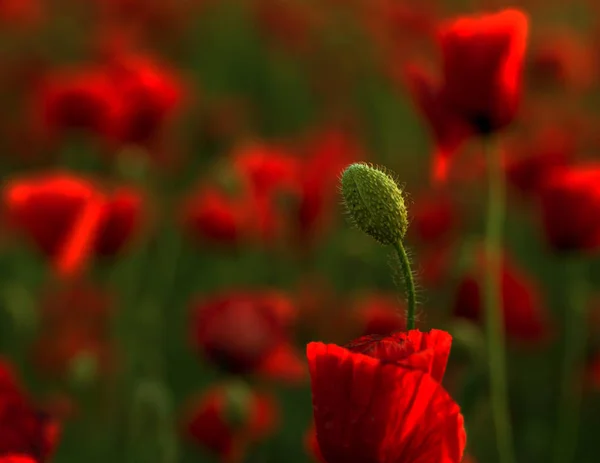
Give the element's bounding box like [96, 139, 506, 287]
[553, 259, 587, 463]
[483, 138, 516, 463]
[393, 240, 417, 330]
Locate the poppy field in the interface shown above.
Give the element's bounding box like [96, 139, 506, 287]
[2, 0, 600, 462]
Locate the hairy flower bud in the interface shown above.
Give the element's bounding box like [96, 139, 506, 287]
[341, 163, 408, 245]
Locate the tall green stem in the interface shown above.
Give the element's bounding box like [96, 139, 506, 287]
[483, 138, 515, 463]
[553, 259, 587, 463]
[393, 240, 417, 330]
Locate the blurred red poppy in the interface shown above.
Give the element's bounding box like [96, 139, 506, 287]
[304, 424, 325, 463]
[0, 358, 60, 461]
[453, 252, 551, 343]
[190, 290, 306, 381]
[182, 383, 278, 463]
[3, 172, 144, 277]
[406, 9, 528, 181]
[538, 165, 600, 254]
[409, 193, 457, 245]
[307, 330, 465, 463]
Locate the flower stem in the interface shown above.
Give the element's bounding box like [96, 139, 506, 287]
[393, 240, 417, 330]
[483, 137, 515, 463]
[554, 259, 587, 463]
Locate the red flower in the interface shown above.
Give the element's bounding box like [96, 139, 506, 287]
[307, 331, 465, 463]
[453, 253, 551, 343]
[3, 173, 144, 276]
[182, 186, 249, 246]
[190, 290, 305, 380]
[406, 9, 528, 182]
[105, 53, 183, 145]
[438, 9, 528, 134]
[538, 165, 600, 253]
[32, 284, 114, 380]
[409, 193, 457, 245]
[182, 383, 278, 463]
[35, 68, 121, 140]
[0, 359, 60, 461]
[304, 424, 326, 463]
[3, 173, 106, 277]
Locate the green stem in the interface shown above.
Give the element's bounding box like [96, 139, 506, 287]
[553, 259, 587, 463]
[483, 137, 515, 463]
[393, 240, 417, 330]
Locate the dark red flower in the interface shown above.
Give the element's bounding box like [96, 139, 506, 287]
[35, 68, 121, 140]
[438, 9, 528, 134]
[182, 186, 250, 246]
[32, 284, 114, 380]
[3, 173, 144, 276]
[190, 291, 305, 380]
[182, 383, 278, 463]
[538, 165, 600, 253]
[409, 193, 457, 245]
[105, 53, 183, 145]
[0, 358, 60, 461]
[307, 331, 465, 463]
[453, 253, 551, 343]
[3, 173, 106, 277]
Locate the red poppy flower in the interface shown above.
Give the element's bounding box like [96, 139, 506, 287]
[3, 173, 106, 277]
[438, 9, 528, 134]
[0, 358, 60, 461]
[182, 383, 278, 463]
[3, 173, 144, 276]
[538, 165, 600, 253]
[453, 253, 551, 343]
[35, 68, 121, 140]
[182, 186, 249, 247]
[32, 284, 114, 380]
[307, 331, 465, 463]
[353, 294, 406, 337]
[105, 53, 183, 145]
[190, 290, 305, 380]
[409, 193, 457, 245]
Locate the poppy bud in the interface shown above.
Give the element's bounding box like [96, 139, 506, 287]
[340, 163, 408, 245]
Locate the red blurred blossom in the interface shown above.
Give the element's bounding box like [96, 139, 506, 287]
[190, 290, 306, 382]
[538, 165, 600, 254]
[506, 126, 574, 198]
[307, 330, 465, 463]
[35, 68, 122, 141]
[0, 358, 60, 461]
[182, 384, 278, 463]
[406, 9, 528, 182]
[304, 424, 326, 463]
[353, 294, 406, 337]
[438, 9, 528, 134]
[3, 172, 144, 277]
[182, 186, 250, 247]
[0, 0, 42, 27]
[453, 252, 551, 343]
[104, 53, 183, 146]
[32, 284, 114, 380]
